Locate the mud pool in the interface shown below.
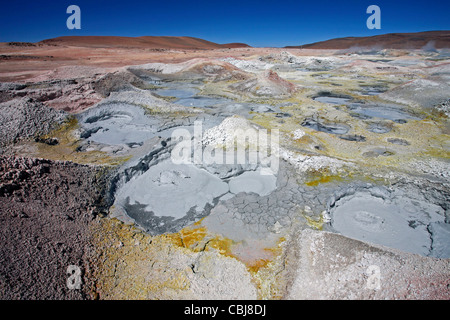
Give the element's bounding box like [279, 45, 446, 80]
[112, 154, 279, 234]
[313, 95, 351, 105]
[347, 102, 421, 122]
[77, 103, 162, 145]
[366, 122, 393, 134]
[327, 186, 450, 258]
[301, 117, 350, 135]
[154, 81, 233, 108]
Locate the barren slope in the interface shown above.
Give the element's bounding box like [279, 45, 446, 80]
[39, 36, 250, 50]
[287, 31, 450, 49]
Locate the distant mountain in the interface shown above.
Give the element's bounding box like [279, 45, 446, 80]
[39, 36, 251, 50]
[221, 43, 252, 48]
[286, 31, 450, 50]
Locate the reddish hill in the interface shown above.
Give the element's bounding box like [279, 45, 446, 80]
[222, 43, 252, 48]
[39, 36, 250, 50]
[286, 31, 450, 50]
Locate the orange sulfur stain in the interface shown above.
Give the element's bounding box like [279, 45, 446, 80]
[170, 225, 286, 274]
[169, 224, 234, 257]
[305, 173, 345, 187]
[247, 258, 271, 273]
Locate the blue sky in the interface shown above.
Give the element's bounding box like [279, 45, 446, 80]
[1, 0, 449, 47]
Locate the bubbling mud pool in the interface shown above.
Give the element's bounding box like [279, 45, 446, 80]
[326, 186, 450, 258]
[77, 103, 162, 145]
[111, 152, 278, 235]
[153, 80, 276, 114]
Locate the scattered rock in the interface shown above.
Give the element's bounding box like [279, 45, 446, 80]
[0, 156, 109, 299]
[35, 137, 59, 146]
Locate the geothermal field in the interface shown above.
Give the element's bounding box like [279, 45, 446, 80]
[0, 34, 449, 300]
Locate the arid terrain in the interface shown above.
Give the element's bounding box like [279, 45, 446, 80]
[0, 33, 449, 300]
[288, 30, 450, 49]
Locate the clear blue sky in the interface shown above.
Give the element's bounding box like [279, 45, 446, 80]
[0, 0, 449, 47]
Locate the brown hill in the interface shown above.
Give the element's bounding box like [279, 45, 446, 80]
[222, 43, 252, 48]
[286, 31, 450, 50]
[39, 36, 250, 50]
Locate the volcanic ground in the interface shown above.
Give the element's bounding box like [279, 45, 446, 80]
[0, 37, 449, 299]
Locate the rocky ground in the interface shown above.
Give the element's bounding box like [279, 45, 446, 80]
[0, 157, 108, 299]
[0, 42, 449, 299]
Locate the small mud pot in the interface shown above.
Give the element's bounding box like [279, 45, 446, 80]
[326, 185, 450, 258]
